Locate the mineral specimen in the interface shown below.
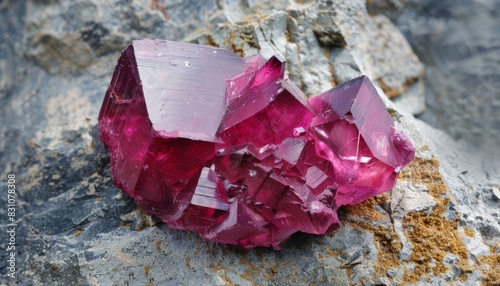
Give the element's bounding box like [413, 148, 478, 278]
[99, 39, 415, 249]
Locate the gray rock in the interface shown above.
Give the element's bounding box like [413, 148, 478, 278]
[1, 0, 498, 285]
[415, 120, 500, 249]
[392, 80, 426, 115]
[369, 0, 500, 149]
[188, 0, 424, 104]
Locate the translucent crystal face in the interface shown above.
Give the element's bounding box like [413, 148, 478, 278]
[99, 39, 415, 249]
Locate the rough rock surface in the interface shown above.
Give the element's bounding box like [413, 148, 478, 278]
[188, 0, 424, 113]
[368, 0, 500, 149]
[0, 0, 498, 285]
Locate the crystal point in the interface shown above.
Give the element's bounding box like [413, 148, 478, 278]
[99, 39, 415, 249]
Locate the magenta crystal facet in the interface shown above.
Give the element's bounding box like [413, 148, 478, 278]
[99, 39, 415, 249]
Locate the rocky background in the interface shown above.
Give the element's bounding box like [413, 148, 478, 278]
[0, 0, 498, 285]
[368, 0, 500, 154]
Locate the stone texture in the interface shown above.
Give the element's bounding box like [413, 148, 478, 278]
[0, 0, 498, 285]
[188, 0, 425, 113]
[368, 0, 500, 149]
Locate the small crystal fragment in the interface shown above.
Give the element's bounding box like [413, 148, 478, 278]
[99, 39, 415, 249]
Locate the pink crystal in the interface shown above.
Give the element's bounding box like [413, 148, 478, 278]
[99, 39, 415, 249]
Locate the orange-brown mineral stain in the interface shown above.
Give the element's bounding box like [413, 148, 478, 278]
[477, 247, 500, 285]
[149, 0, 171, 20]
[399, 156, 470, 282]
[340, 193, 403, 278]
[340, 151, 496, 284]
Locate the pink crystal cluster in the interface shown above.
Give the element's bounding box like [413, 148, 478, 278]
[99, 39, 415, 249]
